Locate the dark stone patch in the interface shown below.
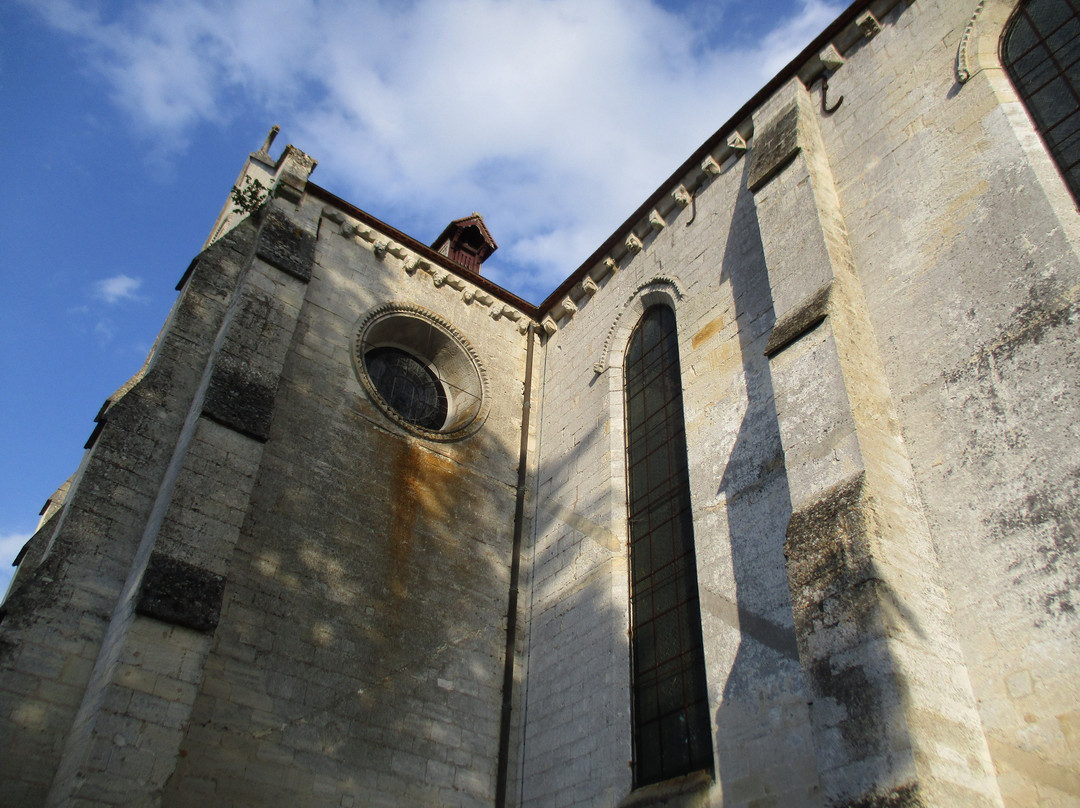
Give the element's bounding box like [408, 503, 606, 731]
[201, 355, 277, 443]
[945, 272, 1078, 386]
[836, 782, 922, 808]
[255, 208, 315, 282]
[187, 218, 261, 305]
[765, 281, 832, 356]
[748, 102, 801, 192]
[811, 658, 886, 758]
[135, 552, 225, 632]
[994, 466, 1080, 623]
[784, 473, 875, 639]
[784, 473, 904, 768]
[0, 514, 65, 634]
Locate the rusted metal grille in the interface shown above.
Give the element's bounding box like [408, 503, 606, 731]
[1003, 0, 1080, 202]
[624, 305, 712, 786]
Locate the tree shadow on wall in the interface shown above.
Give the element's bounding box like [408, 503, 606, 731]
[517, 401, 636, 806]
[162, 239, 526, 807]
[711, 175, 824, 806]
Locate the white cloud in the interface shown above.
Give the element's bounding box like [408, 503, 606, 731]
[24, 0, 844, 302]
[95, 318, 116, 345]
[93, 274, 142, 304]
[756, 0, 848, 79]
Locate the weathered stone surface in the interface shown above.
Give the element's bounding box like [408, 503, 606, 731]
[4, 0, 1080, 806]
[256, 208, 315, 281]
[201, 355, 277, 442]
[764, 280, 831, 357]
[135, 552, 226, 632]
[0, 218, 259, 802]
[747, 102, 800, 191]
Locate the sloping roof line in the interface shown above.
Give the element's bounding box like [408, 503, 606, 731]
[305, 184, 538, 317]
[432, 213, 498, 252]
[309, 0, 881, 321]
[537, 0, 878, 314]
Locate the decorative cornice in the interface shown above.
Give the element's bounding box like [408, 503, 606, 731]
[310, 183, 536, 317]
[333, 210, 533, 331]
[536, 0, 901, 316]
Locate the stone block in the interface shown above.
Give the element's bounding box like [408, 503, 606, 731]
[256, 208, 315, 282]
[135, 553, 226, 632]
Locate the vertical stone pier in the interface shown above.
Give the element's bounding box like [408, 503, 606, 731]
[45, 150, 318, 806]
[748, 79, 1002, 808]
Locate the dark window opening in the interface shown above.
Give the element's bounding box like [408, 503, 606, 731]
[449, 226, 488, 271]
[365, 346, 448, 430]
[624, 305, 713, 787]
[1002, 0, 1080, 203]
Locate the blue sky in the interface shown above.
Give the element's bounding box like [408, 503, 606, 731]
[0, 0, 845, 593]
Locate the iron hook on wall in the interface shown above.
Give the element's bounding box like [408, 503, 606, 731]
[821, 75, 844, 114]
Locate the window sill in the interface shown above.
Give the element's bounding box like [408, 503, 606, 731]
[619, 769, 714, 808]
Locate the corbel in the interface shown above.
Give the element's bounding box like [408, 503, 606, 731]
[819, 44, 845, 69]
[404, 258, 430, 275]
[701, 155, 722, 176]
[856, 11, 882, 38]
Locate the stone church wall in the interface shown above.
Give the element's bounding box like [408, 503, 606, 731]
[1, 156, 535, 805]
[520, 0, 1080, 805]
[819, 0, 1080, 804]
[521, 138, 821, 806]
[2, 0, 1079, 805]
[155, 188, 535, 805]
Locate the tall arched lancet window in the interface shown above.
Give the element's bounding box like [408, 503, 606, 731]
[623, 304, 712, 786]
[1002, 0, 1080, 202]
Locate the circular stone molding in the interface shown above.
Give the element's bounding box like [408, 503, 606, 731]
[353, 303, 489, 441]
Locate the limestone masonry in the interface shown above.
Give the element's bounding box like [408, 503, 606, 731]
[3, 0, 1079, 805]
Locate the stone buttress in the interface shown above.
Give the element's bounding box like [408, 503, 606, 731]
[748, 79, 1003, 808]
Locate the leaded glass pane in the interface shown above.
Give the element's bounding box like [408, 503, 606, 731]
[365, 347, 448, 430]
[624, 305, 713, 786]
[1004, 0, 1080, 201]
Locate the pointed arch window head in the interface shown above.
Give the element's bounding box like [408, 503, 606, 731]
[624, 304, 713, 787]
[1002, 0, 1080, 203]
